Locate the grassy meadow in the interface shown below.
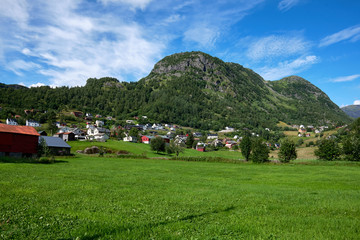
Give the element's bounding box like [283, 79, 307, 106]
[1, 154, 360, 239]
[69, 140, 245, 160]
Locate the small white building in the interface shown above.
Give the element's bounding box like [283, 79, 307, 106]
[95, 120, 104, 127]
[6, 119, 18, 125]
[26, 119, 41, 127]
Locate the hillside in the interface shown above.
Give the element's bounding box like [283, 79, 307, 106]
[0, 51, 351, 130]
[341, 105, 360, 118]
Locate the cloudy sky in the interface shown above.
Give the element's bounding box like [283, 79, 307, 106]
[0, 0, 359, 107]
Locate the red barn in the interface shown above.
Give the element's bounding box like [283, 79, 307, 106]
[0, 124, 40, 157]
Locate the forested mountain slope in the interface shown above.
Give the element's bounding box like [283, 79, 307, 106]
[0, 51, 351, 130]
[341, 105, 360, 118]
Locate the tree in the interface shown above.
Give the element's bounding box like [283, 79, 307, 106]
[150, 137, 165, 153]
[167, 140, 185, 156]
[37, 137, 51, 157]
[342, 135, 360, 161]
[342, 118, 360, 161]
[240, 135, 251, 161]
[186, 133, 194, 148]
[314, 138, 341, 161]
[250, 138, 269, 163]
[129, 127, 139, 137]
[278, 138, 297, 163]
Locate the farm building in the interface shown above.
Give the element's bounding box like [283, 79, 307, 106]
[40, 136, 71, 155]
[0, 123, 40, 157]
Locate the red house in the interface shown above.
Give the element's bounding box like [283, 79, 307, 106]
[0, 124, 40, 157]
[141, 135, 154, 144]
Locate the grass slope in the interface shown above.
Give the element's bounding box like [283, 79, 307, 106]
[1, 156, 359, 239]
[69, 140, 244, 160]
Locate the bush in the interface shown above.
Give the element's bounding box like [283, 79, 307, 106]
[250, 138, 269, 163]
[278, 139, 297, 163]
[314, 139, 341, 161]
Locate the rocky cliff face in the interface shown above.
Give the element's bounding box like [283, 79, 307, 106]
[151, 52, 219, 75]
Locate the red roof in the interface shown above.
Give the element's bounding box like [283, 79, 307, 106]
[0, 123, 40, 136]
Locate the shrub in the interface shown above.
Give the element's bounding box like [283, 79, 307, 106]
[314, 139, 341, 161]
[278, 139, 297, 163]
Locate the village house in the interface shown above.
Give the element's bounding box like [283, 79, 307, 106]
[87, 127, 110, 142]
[40, 136, 71, 155]
[72, 111, 83, 118]
[225, 140, 237, 149]
[123, 133, 137, 143]
[38, 131, 47, 136]
[53, 132, 75, 142]
[141, 135, 155, 144]
[26, 119, 41, 127]
[196, 142, 206, 152]
[0, 123, 39, 157]
[211, 139, 223, 148]
[207, 133, 218, 140]
[95, 120, 104, 127]
[6, 118, 18, 125]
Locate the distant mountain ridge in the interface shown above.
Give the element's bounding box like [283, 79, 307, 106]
[0, 51, 352, 130]
[341, 105, 360, 118]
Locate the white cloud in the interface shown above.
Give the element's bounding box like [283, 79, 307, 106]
[30, 83, 46, 88]
[184, 26, 220, 48]
[278, 0, 300, 12]
[7, 60, 40, 76]
[319, 25, 360, 47]
[259, 55, 319, 80]
[354, 100, 360, 105]
[330, 74, 360, 83]
[98, 0, 152, 10]
[247, 35, 310, 61]
[0, 0, 29, 27]
[0, 1, 165, 87]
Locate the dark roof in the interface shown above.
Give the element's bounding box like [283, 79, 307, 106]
[0, 123, 39, 136]
[40, 136, 71, 148]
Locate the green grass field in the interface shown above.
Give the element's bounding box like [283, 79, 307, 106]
[69, 140, 245, 160]
[1, 155, 359, 239]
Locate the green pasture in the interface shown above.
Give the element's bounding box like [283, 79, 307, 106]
[1, 155, 359, 239]
[69, 140, 244, 160]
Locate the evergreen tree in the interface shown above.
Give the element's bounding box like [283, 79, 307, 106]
[186, 133, 194, 149]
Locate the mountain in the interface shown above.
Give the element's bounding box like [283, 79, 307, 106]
[0, 83, 28, 89]
[341, 105, 360, 118]
[0, 51, 352, 130]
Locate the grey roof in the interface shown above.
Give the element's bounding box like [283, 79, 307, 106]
[40, 136, 71, 148]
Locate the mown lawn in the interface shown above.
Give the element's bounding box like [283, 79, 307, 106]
[1, 156, 359, 239]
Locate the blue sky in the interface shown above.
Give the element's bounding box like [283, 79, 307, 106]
[0, 0, 359, 107]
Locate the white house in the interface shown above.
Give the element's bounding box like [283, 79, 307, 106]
[95, 120, 104, 127]
[123, 133, 137, 143]
[6, 119, 18, 125]
[207, 134, 218, 140]
[26, 119, 41, 127]
[87, 127, 110, 142]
